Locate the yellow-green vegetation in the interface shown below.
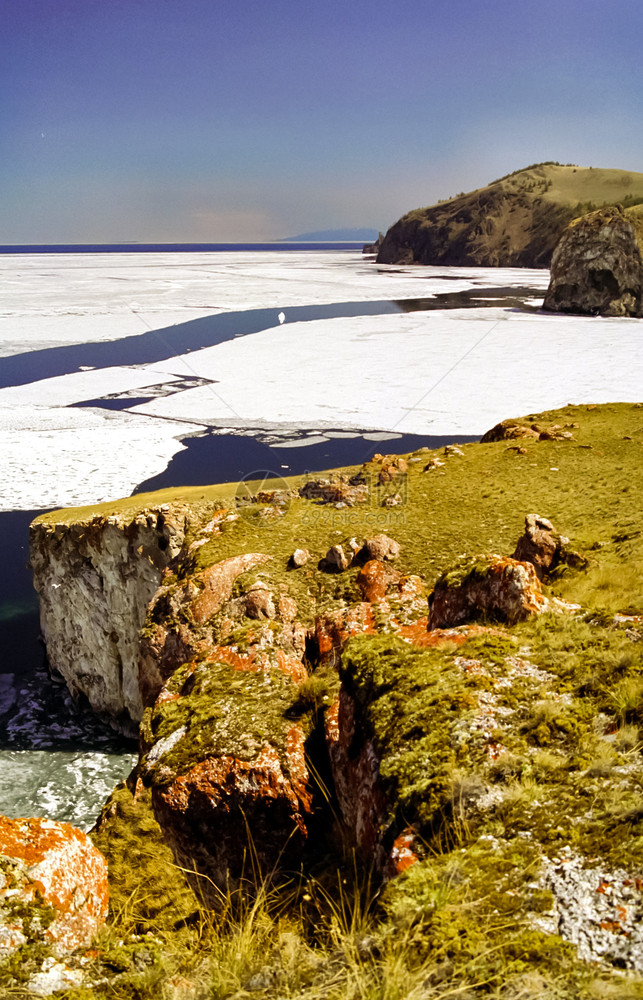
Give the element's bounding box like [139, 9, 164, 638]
[33, 403, 643, 626]
[46, 401, 638, 641]
[139, 659, 310, 782]
[9, 402, 643, 998]
[627, 202, 643, 249]
[377, 163, 643, 266]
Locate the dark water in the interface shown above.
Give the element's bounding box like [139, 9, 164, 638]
[0, 300, 401, 390]
[136, 428, 479, 493]
[0, 242, 366, 254]
[2, 286, 541, 393]
[0, 510, 42, 681]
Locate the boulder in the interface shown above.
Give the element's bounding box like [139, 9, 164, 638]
[512, 514, 569, 580]
[227, 583, 276, 620]
[139, 658, 313, 901]
[290, 548, 310, 568]
[357, 560, 401, 602]
[428, 555, 549, 628]
[324, 544, 352, 572]
[299, 477, 368, 506]
[323, 538, 361, 572]
[0, 815, 108, 958]
[360, 534, 401, 563]
[543, 205, 643, 317]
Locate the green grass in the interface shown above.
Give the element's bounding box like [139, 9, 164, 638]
[9, 402, 643, 997]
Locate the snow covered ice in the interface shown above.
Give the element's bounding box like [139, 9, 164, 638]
[0, 250, 641, 511]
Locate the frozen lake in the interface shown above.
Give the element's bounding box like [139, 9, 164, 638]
[1, 249, 641, 511]
[0, 247, 641, 827]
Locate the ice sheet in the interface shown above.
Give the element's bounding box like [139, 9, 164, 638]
[0, 406, 199, 510]
[0, 251, 549, 357]
[125, 308, 643, 435]
[1, 251, 639, 512]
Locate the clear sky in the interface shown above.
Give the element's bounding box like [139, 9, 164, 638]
[1, 0, 642, 243]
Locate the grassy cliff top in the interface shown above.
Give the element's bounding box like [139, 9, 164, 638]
[33, 403, 643, 623]
[24, 401, 643, 999]
[411, 164, 643, 219]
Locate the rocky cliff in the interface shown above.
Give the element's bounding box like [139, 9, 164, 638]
[543, 204, 643, 317]
[376, 163, 643, 267]
[14, 403, 643, 996]
[29, 501, 196, 730]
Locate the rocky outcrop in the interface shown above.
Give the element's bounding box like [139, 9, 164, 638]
[428, 555, 549, 628]
[481, 418, 576, 443]
[375, 164, 643, 268]
[324, 686, 393, 870]
[543, 205, 643, 316]
[0, 815, 108, 958]
[377, 185, 572, 267]
[29, 504, 190, 729]
[138, 552, 273, 708]
[512, 514, 569, 580]
[299, 476, 368, 506]
[139, 657, 313, 900]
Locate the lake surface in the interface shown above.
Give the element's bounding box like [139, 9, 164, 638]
[1, 247, 638, 829]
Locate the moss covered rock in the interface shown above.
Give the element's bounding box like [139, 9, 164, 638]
[139, 656, 314, 901]
[428, 554, 551, 628]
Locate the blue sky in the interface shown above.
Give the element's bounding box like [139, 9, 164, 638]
[1, 0, 642, 243]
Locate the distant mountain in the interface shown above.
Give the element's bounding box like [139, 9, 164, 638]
[377, 163, 643, 268]
[281, 228, 380, 242]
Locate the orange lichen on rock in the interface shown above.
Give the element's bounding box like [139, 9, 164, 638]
[152, 737, 312, 901]
[356, 559, 401, 602]
[313, 604, 377, 665]
[0, 815, 108, 958]
[428, 555, 550, 629]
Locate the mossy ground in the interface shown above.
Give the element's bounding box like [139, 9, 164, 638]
[12, 402, 643, 997]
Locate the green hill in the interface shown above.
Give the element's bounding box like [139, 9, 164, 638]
[377, 163, 643, 267]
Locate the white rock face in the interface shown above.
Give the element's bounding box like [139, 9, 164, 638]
[29, 504, 189, 728]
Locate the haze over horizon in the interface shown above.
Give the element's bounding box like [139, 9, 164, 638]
[2, 0, 642, 244]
